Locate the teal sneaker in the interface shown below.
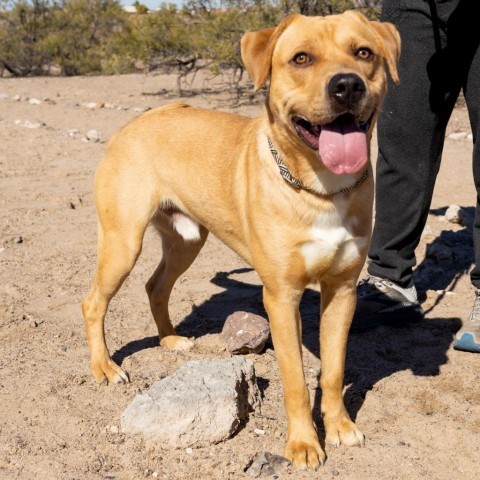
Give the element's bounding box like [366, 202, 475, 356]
[453, 290, 480, 353]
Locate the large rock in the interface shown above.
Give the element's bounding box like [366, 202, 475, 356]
[221, 311, 270, 354]
[120, 357, 260, 448]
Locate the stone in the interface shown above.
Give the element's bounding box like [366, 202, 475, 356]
[66, 128, 80, 138]
[444, 204, 464, 225]
[132, 106, 151, 113]
[121, 357, 260, 448]
[245, 452, 290, 478]
[421, 224, 433, 238]
[14, 119, 45, 129]
[85, 129, 101, 142]
[81, 102, 104, 109]
[28, 98, 42, 105]
[221, 311, 270, 354]
[448, 131, 468, 140]
[425, 242, 452, 262]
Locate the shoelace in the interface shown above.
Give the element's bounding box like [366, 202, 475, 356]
[357, 276, 389, 297]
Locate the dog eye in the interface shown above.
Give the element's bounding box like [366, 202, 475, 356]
[356, 48, 373, 60]
[291, 52, 312, 67]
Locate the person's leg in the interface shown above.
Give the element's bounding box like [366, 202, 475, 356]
[454, 3, 480, 352]
[368, 0, 461, 287]
[460, 7, 480, 289]
[353, 0, 463, 330]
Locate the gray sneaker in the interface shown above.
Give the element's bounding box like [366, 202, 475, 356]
[453, 290, 480, 353]
[351, 275, 424, 332]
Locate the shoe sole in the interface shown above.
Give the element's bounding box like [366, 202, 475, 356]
[350, 304, 424, 332]
[453, 333, 480, 353]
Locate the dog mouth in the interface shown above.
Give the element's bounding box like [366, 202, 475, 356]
[292, 113, 371, 175]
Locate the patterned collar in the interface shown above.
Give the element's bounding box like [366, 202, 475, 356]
[267, 137, 369, 197]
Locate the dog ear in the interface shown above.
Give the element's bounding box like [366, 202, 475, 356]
[369, 21, 401, 84]
[241, 15, 299, 92]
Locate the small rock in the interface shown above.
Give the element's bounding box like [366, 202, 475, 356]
[221, 311, 270, 354]
[110, 425, 119, 434]
[254, 428, 265, 436]
[85, 129, 101, 142]
[425, 242, 452, 262]
[185, 447, 193, 454]
[28, 98, 42, 105]
[12, 94, 22, 101]
[332, 469, 340, 476]
[0, 93, 9, 100]
[448, 131, 468, 140]
[245, 452, 290, 478]
[467, 133, 473, 141]
[15, 119, 45, 129]
[66, 128, 80, 138]
[13, 236, 23, 244]
[133, 106, 151, 113]
[421, 224, 433, 238]
[82, 102, 104, 110]
[444, 204, 464, 224]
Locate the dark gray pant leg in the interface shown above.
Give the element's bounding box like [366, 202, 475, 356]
[462, 4, 480, 288]
[368, 0, 465, 287]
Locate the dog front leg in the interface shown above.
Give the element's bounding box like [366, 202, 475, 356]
[319, 279, 365, 447]
[263, 285, 325, 470]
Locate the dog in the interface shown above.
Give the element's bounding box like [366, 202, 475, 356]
[82, 11, 400, 469]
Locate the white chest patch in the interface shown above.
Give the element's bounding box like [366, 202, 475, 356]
[300, 210, 368, 275]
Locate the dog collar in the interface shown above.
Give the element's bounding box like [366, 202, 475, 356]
[267, 136, 369, 197]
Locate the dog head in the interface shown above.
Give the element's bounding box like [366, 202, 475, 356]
[241, 12, 400, 175]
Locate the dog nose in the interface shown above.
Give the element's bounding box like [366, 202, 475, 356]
[328, 74, 366, 108]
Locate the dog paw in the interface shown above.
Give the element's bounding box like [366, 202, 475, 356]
[91, 358, 130, 385]
[325, 416, 364, 448]
[285, 438, 325, 470]
[160, 335, 194, 351]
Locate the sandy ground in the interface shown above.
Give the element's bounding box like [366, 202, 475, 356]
[0, 72, 479, 480]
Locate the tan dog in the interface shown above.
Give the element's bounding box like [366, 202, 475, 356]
[82, 12, 399, 469]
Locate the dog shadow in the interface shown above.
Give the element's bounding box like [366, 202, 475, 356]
[176, 266, 461, 439]
[112, 205, 471, 441]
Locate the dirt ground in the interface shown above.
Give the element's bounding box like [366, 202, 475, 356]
[1, 72, 479, 480]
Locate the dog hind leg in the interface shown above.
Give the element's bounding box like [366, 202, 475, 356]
[82, 225, 145, 384]
[146, 214, 209, 351]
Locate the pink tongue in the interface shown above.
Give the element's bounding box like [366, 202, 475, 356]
[319, 116, 368, 175]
